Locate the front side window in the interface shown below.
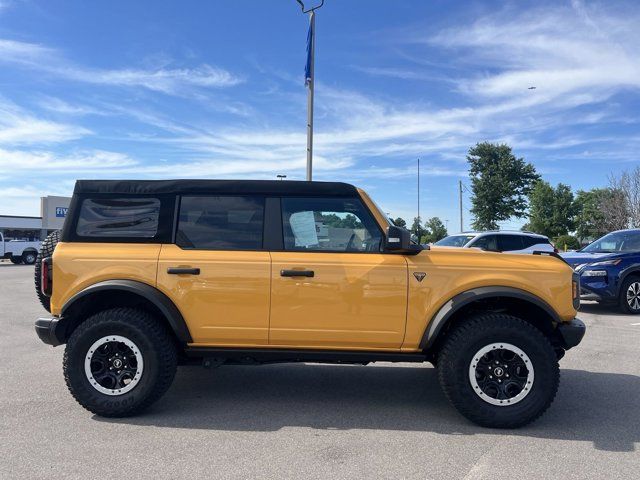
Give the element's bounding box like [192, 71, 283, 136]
[435, 235, 476, 247]
[76, 198, 160, 238]
[177, 196, 264, 250]
[281, 197, 382, 252]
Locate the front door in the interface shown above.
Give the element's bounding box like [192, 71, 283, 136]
[157, 195, 271, 346]
[269, 196, 408, 350]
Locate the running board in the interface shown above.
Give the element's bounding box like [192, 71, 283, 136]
[184, 347, 427, 365]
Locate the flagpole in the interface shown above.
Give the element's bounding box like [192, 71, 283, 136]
[305, 10, 315, 181]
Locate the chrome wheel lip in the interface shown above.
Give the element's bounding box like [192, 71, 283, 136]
[84, 335, 144, 396]
[626, 282, 640, 311]
[468, 342, 534, 407]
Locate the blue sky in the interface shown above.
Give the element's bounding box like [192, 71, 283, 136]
[1, 0, 639, 230]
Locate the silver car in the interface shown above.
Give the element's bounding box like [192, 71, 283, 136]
[434, 231, 556, 254]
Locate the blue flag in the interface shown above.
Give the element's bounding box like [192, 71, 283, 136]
[305, 18, 313, 86]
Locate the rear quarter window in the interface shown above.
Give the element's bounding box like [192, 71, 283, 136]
[76, 198, 161, 238]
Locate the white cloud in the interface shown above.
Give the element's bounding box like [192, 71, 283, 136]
[0, 100, 90, 145]
[0, 148, 137, 172]
[0, 38, 243, 94]
[428, 2, 640, 102]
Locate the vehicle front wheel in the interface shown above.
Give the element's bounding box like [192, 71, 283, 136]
[437, 313, 559, 428]
[63, 308, 177, 417]
[620, 276, 640, 314]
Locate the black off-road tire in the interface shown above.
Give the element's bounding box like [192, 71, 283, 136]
[437, 313, 559, 428]
[63, 308, 177, 417]
[619, 275, 640, 314]
[34, 231, 60, 312]
[10, 256, 22, 264]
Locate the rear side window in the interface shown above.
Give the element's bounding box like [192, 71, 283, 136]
[470, 235, 498, 251]
[177, 196, 264, 250]
[522, 236, 549, 248]
[498, 235, 525, 251]
[76, 198, 160, 238]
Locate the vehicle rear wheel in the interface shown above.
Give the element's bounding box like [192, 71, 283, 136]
[34, 231, 60, 312]
[9, 256, 22, 264]
[620, 276, 640, 314]
[437, 313, 559, 428]
[22, 251, 37, 265]
[63, 308, 177, 417]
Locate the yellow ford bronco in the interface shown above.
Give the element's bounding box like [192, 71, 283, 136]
[34, 180, 585, 428]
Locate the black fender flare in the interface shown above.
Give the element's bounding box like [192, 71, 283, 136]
[61, 279, 192, 343]
[419, 286, 561, 350]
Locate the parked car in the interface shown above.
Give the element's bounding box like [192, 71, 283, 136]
[435, 231, 556, 254]
[561, 229, 640, 314]
[34, 179, 584, 428]
[0, 232, 41, 264]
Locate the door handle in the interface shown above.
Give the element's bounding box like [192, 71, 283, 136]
[167, 267, 200, 275]
[280, 269, 314, 278]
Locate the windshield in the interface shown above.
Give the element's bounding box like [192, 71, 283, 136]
[582, 231, 640, 253]
[435, 234, 476, 247]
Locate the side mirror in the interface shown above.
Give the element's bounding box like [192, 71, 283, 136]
[385, 226, 422, 254]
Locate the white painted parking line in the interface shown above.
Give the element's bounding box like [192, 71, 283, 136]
[631, 322, 640, 326]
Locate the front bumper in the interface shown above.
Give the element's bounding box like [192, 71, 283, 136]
[35, 317, 65, 347]
[557, 318, 586, 350]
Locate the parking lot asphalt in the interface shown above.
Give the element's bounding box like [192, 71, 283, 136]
[0, 262, 638, 480]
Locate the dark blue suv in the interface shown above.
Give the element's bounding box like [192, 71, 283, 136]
[561, 229, 640, 314]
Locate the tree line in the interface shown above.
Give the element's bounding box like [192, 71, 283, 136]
[392, 142, 640, 247]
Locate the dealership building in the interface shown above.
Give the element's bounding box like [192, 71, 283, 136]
[0, 196, 71, 241]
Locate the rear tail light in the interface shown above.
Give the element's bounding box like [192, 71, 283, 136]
[41, 257, 52, 296]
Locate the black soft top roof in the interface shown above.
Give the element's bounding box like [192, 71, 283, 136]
[73, 179, 359, 197]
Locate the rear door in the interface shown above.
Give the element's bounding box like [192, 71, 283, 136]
[157, 195, 271, 346]
[269, 196, 408, 350]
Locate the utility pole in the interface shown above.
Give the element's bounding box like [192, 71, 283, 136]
[459, 180, 463, 232]
[296, 0, 324, 181]
[305, 10, 315, 181]
[417, 158, 420, 225]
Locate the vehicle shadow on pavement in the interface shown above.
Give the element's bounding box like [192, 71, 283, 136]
[579, 302, 631, 317]
[97, 365, 639, 452]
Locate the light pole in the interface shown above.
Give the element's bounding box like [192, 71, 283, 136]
[296, 0, 324, 181]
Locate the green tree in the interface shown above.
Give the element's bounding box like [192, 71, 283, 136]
[573, 188, 628, 241]
[392, 217, 407, 228]
[423, 217, 448, 243]
[411, 216, 423, 240]
[527, 181, 575, 238]
[467, 142, 539, 230]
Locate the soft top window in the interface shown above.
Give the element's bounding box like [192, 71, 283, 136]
[76, 198, 160, 238]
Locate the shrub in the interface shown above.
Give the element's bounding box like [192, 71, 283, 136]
[555, 234, 580, 251]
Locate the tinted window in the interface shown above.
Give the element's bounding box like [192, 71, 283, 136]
[469, 235, 498, 251]
[435, 235, 476, 247]
[522, 236, 549, 248]
[281, 197, 382, 252]
[177, 196, 264, 250]
[76, 198, 160, 238]
[498, 235, 525, 251]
